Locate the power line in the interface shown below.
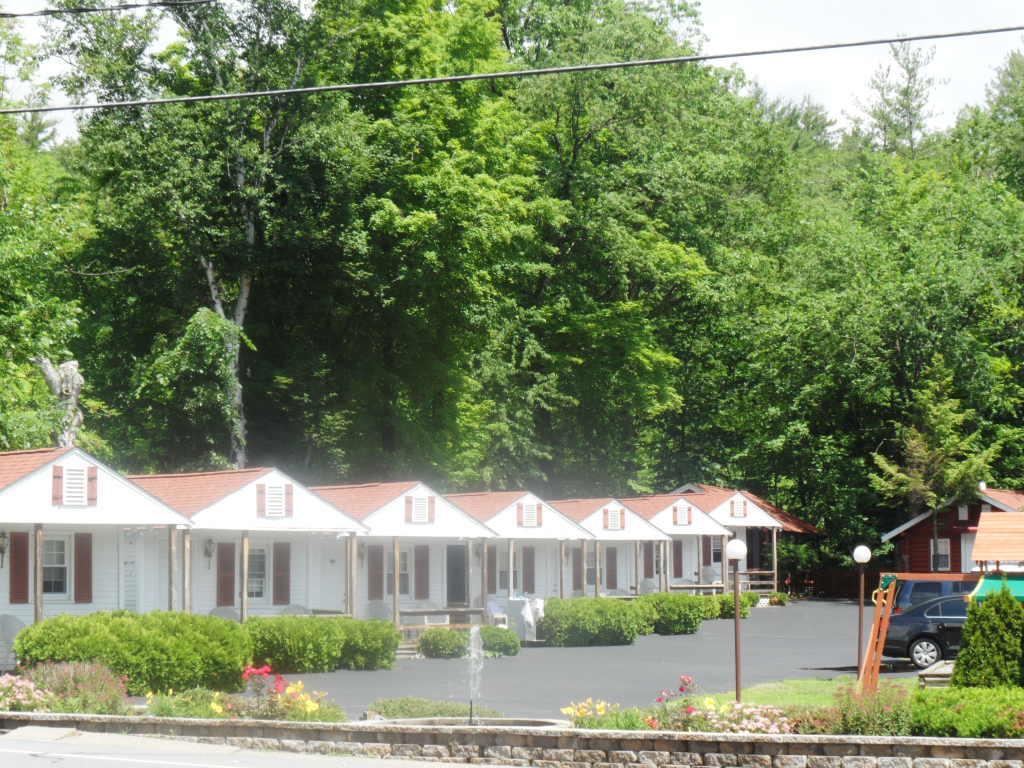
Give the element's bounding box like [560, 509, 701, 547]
[1, 22, 1023, 115]
[0, 0, 215, 18]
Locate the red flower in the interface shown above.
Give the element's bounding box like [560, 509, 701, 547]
[274, 675, 286, 694]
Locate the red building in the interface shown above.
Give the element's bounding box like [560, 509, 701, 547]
[881, 486, 1024, 573]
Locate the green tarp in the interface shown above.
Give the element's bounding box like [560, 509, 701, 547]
[968, 572, 1024, 602]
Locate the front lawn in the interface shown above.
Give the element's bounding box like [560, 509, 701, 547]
[706, 677, 915, 710]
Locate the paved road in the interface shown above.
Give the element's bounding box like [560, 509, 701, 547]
[304, 599, 913, 719]
[0, 727, 485, 768]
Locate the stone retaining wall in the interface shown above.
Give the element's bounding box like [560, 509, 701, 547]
[2, 712, 1023, 768]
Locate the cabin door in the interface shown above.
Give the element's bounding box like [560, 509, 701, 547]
[446, 544, 468, 607]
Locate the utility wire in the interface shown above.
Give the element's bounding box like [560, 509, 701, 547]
[1, 22, 1023, 115]
[0, 0, 215, 18]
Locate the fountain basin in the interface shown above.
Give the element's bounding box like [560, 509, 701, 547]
[384, 717, 568, 728]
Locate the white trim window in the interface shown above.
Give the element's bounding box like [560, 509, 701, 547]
[585, 549, 597, 586]
[957, 504, 968, 522]
[729, 499, 747, 518]
[931, 538, 951, 572]
[247, 548, 268, 600]
[43, 537, 70, 595]
[607, 507, 622, 530]
[63, 468, 87, 507]
[387, 551, 410, 595]
[522, 504, 539, 527]
[411, 498, 429, 524]
[711, 537, 722, 565]
[265, 487, 286, 518]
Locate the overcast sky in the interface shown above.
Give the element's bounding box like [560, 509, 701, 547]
[7, 0, 1024, 139]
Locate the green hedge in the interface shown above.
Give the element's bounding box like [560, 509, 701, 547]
[951, 584, 1024, 687]
[912, 687, 1024, 738]
[14, 612, 251, 695]
[418, 628, 468, 658]
[480, 625, 520, 656]
[247, 616, 399, 673]
[538, 598, 644, 646]
[369, 697, 501, 719]
[717, 594, 752, 619]
[637, 593, 706, 635]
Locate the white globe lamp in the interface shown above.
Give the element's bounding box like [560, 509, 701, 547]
[853, 545, 871, 565]
[725, 538, 747, 562]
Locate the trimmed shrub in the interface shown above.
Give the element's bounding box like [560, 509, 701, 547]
[638, 593, 705, 635]
[742, 591, 761, 609]
[480, 625, 520, 656]
[632, 597, 658, 635]
[247, 616, 399, 673]
[769, 592, 790, 606]
[25, 662, 129, 715]
[697, 596, 723, 619]
[418, 628, 468, 658]
[911, 687, 1024, 738]
[369, 697, 501, 719]
[14, 612, 251, 695]
[716, 594, 751, 619]
[951, 584, 1024, 687]
[538, 598, 644, 646]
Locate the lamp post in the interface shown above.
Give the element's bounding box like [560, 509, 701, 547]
[853, 545, 872, 675]
[725, 538, 747, 702]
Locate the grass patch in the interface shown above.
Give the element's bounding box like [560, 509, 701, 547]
[704, 677, 915, 709]
[368, 697, 501, 719]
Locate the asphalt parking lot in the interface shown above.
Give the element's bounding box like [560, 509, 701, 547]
[303, 599, 914, 719]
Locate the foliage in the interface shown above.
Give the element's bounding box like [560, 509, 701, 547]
[910, 687, 1024, 738]
[480, 625, 521, 657]
[768, 592, 790, 606]
[246, 616, 399, 673]
[636, 593, 706, 635]
[368, 697, 501, 719]
[538, 598, 645, 646]
[832, 682, 912, 736]
[418, 628, 469, 659]
[741, 591, 762, 609]
[24, 662, 129, 715]
[716, 594, 751, 619]
[559, 698, 627, 728]
[951, 584, 1024, 688]
[659, 699, 793, 734]
[0, 674, 47, 711]
[14, 611, 252, 695]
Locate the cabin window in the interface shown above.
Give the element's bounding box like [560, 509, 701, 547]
[387, 551, 410, 595]
[411, 498, 429, 524]
[981, 503, 992, 514]
[711, 537, 722, 564]
[931, 538, 951, 572]
[586, 549, 597, 585]
[957, 504, 968, 521]
[63, 469, 87, 507]
[607, 508, 622, 530]
[522, 504, 539, 527]
[247, 548, 268, 599]
[265, 487, 286, 518]
[43, 538, 70, 595]
[498, 554, 519, 591]
[730, 499, 747, 518]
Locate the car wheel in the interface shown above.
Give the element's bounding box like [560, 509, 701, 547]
[909, 637, 942, 669]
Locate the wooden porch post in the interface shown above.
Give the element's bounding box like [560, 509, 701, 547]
[594, 541, 601, 597]
[771, 527, 779, 593]
[580, 539, 587, 596]
[392, 537, 400, 628]
[240, 531, 250, 623]
[182, 529, 192, 614]
[721, 535, 730, 592]
[168, 527, 178, 611]
[558, 540, 566, 598]
[660, 541, 669, 592]
[480, 540, 488, 609]
[634, 540, 641, 594]
[346, 534, 357, 617]
[507, 539, 514, 599]
[33, 524, 43, 625]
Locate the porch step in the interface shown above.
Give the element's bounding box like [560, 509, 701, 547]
[397, 642, 420, 659]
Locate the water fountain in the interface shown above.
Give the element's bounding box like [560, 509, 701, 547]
[467, 625, 484, 724]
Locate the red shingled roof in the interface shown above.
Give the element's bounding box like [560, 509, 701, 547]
[312, 481, 419, 520]
[984, 488, 1024, 513]
[129, 467, 273, 518]
[0, 447, 72, 492]
[618, 494, 693, 519]
[548, 498, 614, 522]
[738, 490, 819, 534]
[446, 491, 531, 522]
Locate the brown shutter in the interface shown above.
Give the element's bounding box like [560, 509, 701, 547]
[619, 509, 624, 530]
[405, 497, 413, 523]
[605, 546, 618, 590]
[687, 506, 693, 525]
[256, 484, 266, 517]
[702, 536, 712, 566]
[86, 467, 98, 506]
[522, 546, 535, 594]
[672, 540, 683, 578]
[537, 504, 543, 526]
[9, 532, 29, 604]
[284, 484, 294, 517]
[216, 542, 235, 607]
[51, 466, 63, 506]
[603, 509, 609, 529]
[427, 496, 436, 523]
[414, 544, 429, 600]
[273, 542, 291, 605]
[516, 502, 524, 527]
[367, 545, 384, 600]
[486, 544, 497, 594]
[672, 505, 679, 525]
[572, 547, 583, 591]
[643, 542, 654, 578]
[74, 533, 93, 603]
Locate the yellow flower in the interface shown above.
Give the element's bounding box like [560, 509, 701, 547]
[560, 705, 575, 716]
[304, 699, 319, 714]
[595, 702, 607, 716]
[702, 696, 716, 710]
[210, 701, 223, 715]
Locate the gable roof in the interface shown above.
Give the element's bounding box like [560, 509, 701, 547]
[311, 481, 419, 520]
[446, 491, 533, 522]
[973, 511, 1024, 562]
[620, 493, 698, 520]
[982, 488, 1024, 513]
[129, 467, 273, 518]
[739, 490, 819, 534]
[547, 498, 615, 522]
[0, 447, 73, 493]
[674, 482, 817, 534]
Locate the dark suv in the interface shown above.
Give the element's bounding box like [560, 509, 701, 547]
[884, 594, 969, 668]
[893, 577, 977, 613]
